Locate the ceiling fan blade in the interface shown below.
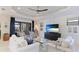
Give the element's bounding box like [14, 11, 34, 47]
[42, 9, 48, 11]
[28, 8, 36, 11]
[36, 9, 48, 12]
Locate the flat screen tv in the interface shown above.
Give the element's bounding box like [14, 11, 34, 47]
[46, 24, 59, 32]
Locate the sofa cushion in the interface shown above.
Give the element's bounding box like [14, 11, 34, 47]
[16, 42, 40, 52]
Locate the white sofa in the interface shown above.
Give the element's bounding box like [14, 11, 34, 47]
[8, 35, 40, 52]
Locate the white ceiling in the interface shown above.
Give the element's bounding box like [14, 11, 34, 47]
[0, 6, 68, 17]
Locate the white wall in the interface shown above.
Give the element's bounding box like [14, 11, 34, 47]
[0, 14, 10, 41]
[15, 17, 32, 23]
[42, 6, 79, 40]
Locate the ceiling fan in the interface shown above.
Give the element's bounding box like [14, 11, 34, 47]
[28, 6, 48, 14]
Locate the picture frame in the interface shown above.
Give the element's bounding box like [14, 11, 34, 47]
[67, 17, 79, 26]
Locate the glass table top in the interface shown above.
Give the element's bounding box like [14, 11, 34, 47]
[39, 43, 64, 52]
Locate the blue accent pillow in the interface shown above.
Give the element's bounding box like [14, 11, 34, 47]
[24, 35, 33, 45]
[26, 39, 33, 45]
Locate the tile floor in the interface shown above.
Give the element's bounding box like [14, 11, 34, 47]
[0, 41, 9, 52]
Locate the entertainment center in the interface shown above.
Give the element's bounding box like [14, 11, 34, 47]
[44, 24, 61, 41]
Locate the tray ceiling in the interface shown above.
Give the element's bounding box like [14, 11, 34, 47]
[0, 6, 68, 17]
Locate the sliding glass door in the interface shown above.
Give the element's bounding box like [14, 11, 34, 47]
[15, 21, 31, 37]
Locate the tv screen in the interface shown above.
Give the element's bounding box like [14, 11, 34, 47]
[46, 24, 59, 32]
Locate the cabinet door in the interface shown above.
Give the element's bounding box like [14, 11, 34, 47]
[3, 33, 10, 41]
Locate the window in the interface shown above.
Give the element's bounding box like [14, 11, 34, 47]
[15, 21, 31, 36]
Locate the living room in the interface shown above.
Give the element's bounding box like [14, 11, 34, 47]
[0, 6, 79, 52]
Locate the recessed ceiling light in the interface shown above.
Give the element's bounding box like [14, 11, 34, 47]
[17, 7, 21, 10]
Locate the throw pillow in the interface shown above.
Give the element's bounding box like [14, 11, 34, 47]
[24, 35, 33, 45]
